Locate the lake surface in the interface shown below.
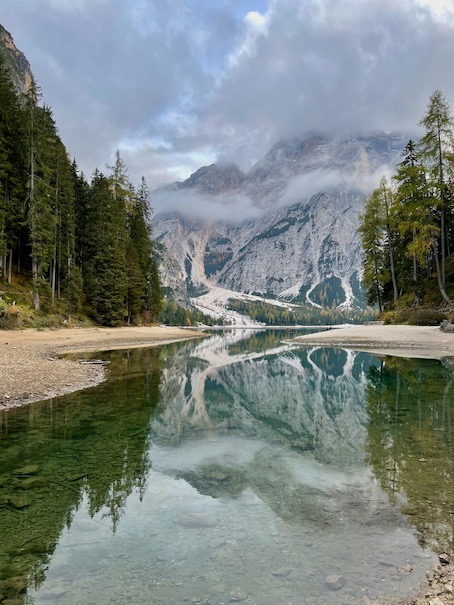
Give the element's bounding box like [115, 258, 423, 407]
[0, 329, 453, 605]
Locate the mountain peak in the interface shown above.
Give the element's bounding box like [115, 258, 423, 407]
[177, 162, 246, 195]
[0, 25, 33, 94]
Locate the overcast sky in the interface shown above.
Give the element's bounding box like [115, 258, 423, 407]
[2, 0, 454, 188]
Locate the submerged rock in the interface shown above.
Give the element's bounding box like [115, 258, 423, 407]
[397, 564, 413, 573]
[271, 567, 292, 577]
[229, 589, 247, 601]
[176, 512, 218, 528]
[19, 476, 47, 489]
[12, 465, 38, 476]
[4, 494, 31, 508]
[325, 575, 345, 590]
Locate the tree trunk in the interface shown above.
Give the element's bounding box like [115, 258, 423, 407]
[437, 121, 446, 287]
[7, 250, 12, 284]
[388, 235, 399, 304]
[412, 231, 419, 305]
[383, 184, 399, 304]
[51, 256, 57, 306]
[67, 241, 71, 321]
[32, 258, 40, 311]
[433, 243, 450, 303]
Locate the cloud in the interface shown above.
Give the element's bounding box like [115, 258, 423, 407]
[1, 0, 454, 190]
[152, 189, 261, 223]
[195, 0, 454, 168]
[278, 165, 395, 210]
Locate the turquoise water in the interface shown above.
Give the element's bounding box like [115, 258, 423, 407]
[0, 329, 453, 604]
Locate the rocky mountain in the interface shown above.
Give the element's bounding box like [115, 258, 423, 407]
[164, 162, 246, 195]
[153, 132, 407, 318]
[0, 25, 33, 94]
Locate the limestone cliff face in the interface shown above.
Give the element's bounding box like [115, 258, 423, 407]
[0, 24, 33, 94]
[153, 133, 407, 311]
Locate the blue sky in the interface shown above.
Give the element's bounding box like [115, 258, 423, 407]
[2, 0, 454, 189]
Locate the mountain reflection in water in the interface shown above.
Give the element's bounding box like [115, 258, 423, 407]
[0, 329, 452, 605]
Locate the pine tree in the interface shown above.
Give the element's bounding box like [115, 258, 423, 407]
[131, 177, 163, 322]
[379, 177, 399, 305]
[358, 188, 387, 311]
[392, 140, 430, 303]
[27, 89, 56, 310]
[83, 171, 128, 325]
[418, 90, 454, 300]
[0, 53, 27, 282]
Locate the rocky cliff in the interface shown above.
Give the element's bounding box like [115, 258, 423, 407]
[153, 132, 407, 317]
[0, 25, 33, 94]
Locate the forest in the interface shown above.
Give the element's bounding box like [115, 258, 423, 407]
[359, 90, 454, 323]
[0, 52, 164, 327]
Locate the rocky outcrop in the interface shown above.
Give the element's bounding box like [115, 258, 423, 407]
[0, 24, 33, 94]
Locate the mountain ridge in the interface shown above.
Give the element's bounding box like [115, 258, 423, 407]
[153, 131, 408, 320]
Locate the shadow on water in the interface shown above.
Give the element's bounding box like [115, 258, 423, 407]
[0, 330, 453, 604]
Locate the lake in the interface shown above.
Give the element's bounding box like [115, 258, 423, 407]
[0, 329, 453, 605]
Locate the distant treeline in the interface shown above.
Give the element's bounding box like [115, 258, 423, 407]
[227, 299, 375, 325]
[0, 53, 163, 325]
[359, 90, 454, 313]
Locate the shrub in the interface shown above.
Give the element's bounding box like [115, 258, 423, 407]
[406, 308, 446, 326]
[380, 311, 397, 325]
[0, 297, 7, 318]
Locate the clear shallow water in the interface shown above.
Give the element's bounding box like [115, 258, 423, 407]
[0, 329, 453, 605]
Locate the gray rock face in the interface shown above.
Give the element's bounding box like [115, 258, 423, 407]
[153, 132, 407, 311]
[163, 162, 246, 195]
[0, 25, 33, 94]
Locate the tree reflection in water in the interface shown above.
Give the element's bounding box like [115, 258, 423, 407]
[0, 347, 163, 603]
[365, 356, 454, 554]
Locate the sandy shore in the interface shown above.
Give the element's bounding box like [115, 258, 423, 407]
[290, 324, 454, 360]
[0, 325, 204, 410]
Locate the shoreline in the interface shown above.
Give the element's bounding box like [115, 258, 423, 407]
[288, 324, 454, 361]
[0, 325, 205, 411]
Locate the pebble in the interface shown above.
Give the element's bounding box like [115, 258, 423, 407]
[229, 590, 247, 602]
[397, 564, 413, 573]
[439, 553, 450, 566]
